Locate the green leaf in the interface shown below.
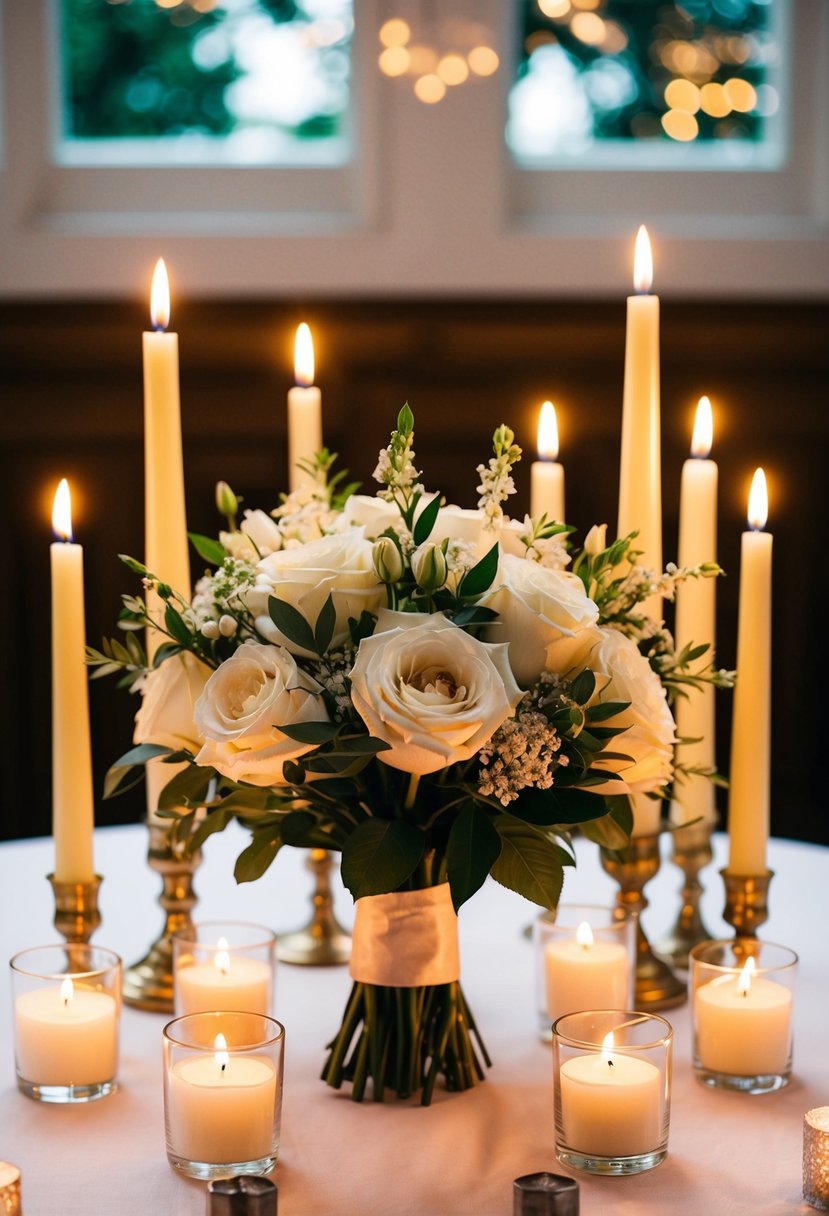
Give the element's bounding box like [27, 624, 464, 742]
[267, 596, 318, 654]
[280, 810, 332, 848]
[349, 611, 378, 646]
[569, 669, 596, 705]
[341, 819, 424, 899]
[103, 743, 172, 800]
[186, 808, 233, 853]
[586, 700, 629, 723]
[215, 789, 282, 815]
[397, 402, 414, 436]
[446, 803, 502, 912]
[157, 764, 216, 811]
[164, 604, 193, 646]
[314, 593, 337, 656]
[234, 830, 283, 884]
[451, 605, 499, 629]
[509, 787, 609, 827]
[335, 735, 392, 755]
[278, 721, 340, 745]
[458, 542, 500, 599]
[490, 817, 565, 909]
[188, 532, 226, 566]
[282, 759, 306, 785]
[580, 795, 634, 850]
[412, 493, 442, 546]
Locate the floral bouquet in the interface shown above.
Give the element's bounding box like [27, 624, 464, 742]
[92, 405, 726, 1105]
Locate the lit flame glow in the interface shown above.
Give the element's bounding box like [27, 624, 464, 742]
[214, 1033, 229, 1073]
[600, 1031, 615, 1067]
[150, 258, 170, 332]
[633, 225, 653, 294]
[575, 921, 594, 950]
[537, 401, 560, 461]
[737, 956, 756, 997]
[294, 322, 315, 387]
[60, 977, 74, 1007]
[214, 936, 230, 977]
[747, 468, 768, 531]
[691, 395, 713, 458]
[52, 478, 73, 542]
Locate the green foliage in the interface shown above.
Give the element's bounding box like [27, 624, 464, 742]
[490, 817, 568, 909]
[446, 803, 502, 912]
[341, 820, 424, 900]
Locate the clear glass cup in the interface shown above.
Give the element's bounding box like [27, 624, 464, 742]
[172, 921, 276, 1017]
[534, 905, 635, 1040]
[689, 939, 797, 1094]
[552, 1009, 672, 1175]
[163, 1010, 285, 1180]
[10, 944, 121, 1103]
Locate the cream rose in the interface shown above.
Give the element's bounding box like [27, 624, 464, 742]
[134, 651, 212, 754]
[349, 612, 523, 776]
[428, 505, 525, 562]
[481, 554, 599, 687]
[244, 528, 386, 657]
[193, 640, 329, 786]
[546, 626, 675, 796]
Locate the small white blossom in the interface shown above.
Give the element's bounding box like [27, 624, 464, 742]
[219, 614, 238, 638]
[478, 708, 564, 806]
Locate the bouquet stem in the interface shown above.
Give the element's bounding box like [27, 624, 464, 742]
[322, 980, 490, 1106]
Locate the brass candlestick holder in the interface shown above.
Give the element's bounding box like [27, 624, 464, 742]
[277, 848, 351, 966]
[721, 867, 774, 940]
[659, 821, 716, 970]
[122, 820, 201, 1012]
[48, 873, 102, 946]
[601, 832, 687, 1010]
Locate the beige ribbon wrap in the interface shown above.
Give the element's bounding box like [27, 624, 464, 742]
[349, 884, 460, 987]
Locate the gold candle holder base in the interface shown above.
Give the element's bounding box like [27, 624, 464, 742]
[658, 821, 716, 970]
[122, 821, 201, 1012]
[601, 833, 687, 1010]
[48, 873, 102, 947]
[277, 848, 351, 966]
[721, 867, 774, 940]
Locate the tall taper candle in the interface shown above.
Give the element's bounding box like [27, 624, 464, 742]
[530, 401, 565, 523]
[143, 259, 191, 818]
[727, 469, 772, 875]
[51, 479, 95, 883]
[618, 226, 662, 621]
[287, 322, 323, 493]
[671, 397, 718, 826]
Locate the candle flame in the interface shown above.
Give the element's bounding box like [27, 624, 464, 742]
[747, 467, 768, 531]
[633, 225, 653, 294]
[60, 977, 74, 1007]
[294, 322, 315, 387]
[214, 936, 231, 977]
[691, 396, 713, 458]
[601, 1031, 615, 1067]
[214, 1033, 229, 1073]
[575, 921, 594, 950]
[150, 258, 170, 332]
[737, 956, 756, 996]
[537, 401, 559, 461]
[52, 478, 73, 542]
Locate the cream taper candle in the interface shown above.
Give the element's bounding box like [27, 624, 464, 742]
[671, 396, 718, 827]
[287, 322, 322, 493]
[727, 468, 772, 875]
[51, 479, 95, 883]
[618, 226, 662, 621]
[530, 401, 565, 523]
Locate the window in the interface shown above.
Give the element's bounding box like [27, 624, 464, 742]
[60, 0, 354, 166]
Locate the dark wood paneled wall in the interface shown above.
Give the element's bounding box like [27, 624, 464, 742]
[1, 299, 826, 846]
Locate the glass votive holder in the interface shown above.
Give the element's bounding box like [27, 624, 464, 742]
[172, 921, 276, 1016]
[690, 939, 797, 1094]
[534, 905, 635, 1041]
[163, 1011, 285, 1180]
[552, 1009, 672, 1176]
[10, 944, 121, 1103]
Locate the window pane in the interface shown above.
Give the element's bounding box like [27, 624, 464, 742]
[507, 0, 785, 168]
[60, 0, 353, 165]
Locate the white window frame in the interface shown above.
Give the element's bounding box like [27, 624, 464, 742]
[0, 0, 827, 299]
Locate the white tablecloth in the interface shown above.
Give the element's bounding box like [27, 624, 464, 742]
[1, 825, 827, 1216]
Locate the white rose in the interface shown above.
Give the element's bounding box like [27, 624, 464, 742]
[193, 640, 329, 787]
[481, 554, 599, 687]
[339, 494, 402, 538]
[244, 528, 386, 657]
[349, 613, 523, 776]
[549, 626, 675, 796]
[240, 509, 282, 557]
[134, 651, 212, 754]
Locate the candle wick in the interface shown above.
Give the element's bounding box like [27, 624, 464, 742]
[607, 1059, 613, 1068]
[221, 1062, 226, 1072]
